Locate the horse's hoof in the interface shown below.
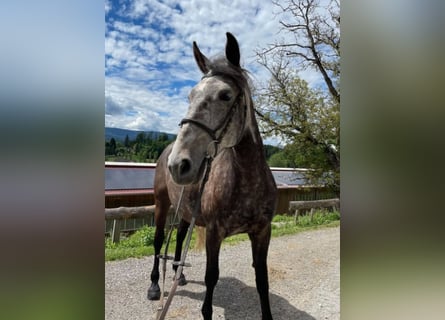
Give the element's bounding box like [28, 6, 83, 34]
[177, 273, 187, 286]
[147, 283, 161, 300]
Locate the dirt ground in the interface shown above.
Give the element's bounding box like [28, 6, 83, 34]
[105, 226, 339, 320]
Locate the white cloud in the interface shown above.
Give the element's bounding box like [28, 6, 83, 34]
[105, 0, 112, 14]
[105, 76, 188, 133]
[105, 0, 330, 143]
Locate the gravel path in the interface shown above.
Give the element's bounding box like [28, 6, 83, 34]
[105, 226, 339, 320]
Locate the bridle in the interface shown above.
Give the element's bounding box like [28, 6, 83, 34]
[178, 74, 247, 158]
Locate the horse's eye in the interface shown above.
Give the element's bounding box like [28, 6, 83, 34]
[219, 91, 232, 101]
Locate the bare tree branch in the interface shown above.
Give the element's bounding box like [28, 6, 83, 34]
[255, 0, 340, 190]
[258, 0, 340, 103]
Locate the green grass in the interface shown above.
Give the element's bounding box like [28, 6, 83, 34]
[105, 210, 340, 261]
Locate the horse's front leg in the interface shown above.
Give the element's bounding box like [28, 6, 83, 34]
[173, 218, 190, 286]
[201, 226, 223, 320]
[147, 198, 169, 300]
[249, 224, 273, 320]
[147, 224, 164, 300]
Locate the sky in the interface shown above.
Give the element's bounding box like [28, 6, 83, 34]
[105, 0, 325, 145]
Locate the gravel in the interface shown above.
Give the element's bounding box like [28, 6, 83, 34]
[105, 226, 339, 320]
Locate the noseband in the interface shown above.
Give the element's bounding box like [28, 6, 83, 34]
[179, 96, 239, 142]
[178, 75, 246, 158]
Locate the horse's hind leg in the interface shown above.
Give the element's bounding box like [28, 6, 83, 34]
[249, 224, 273, 320]
[147, 195, 170, 300]
[173, 218, 190, 286]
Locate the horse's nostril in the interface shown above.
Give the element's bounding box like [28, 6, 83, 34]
[179, 159, 191, 176]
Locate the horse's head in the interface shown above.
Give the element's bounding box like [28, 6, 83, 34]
[168, 33, 249, 185]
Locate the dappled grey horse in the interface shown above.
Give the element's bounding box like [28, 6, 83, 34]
[148, 32, 277, 320]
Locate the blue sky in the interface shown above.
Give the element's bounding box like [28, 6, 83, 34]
[105, 0, 326, 145]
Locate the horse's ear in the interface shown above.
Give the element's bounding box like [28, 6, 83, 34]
[193, 41, 210, 74]
[225, 32, 240, 67]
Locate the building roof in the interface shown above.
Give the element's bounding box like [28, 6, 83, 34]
[105, 162, 313, 195]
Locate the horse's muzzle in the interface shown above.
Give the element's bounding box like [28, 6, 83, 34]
[168, 157, 196, 185]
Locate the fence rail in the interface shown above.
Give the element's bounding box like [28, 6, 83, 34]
[106, 198, 340, 243]
[105, 205, 157, 220]
[105, 205, 174, 243]
[289, 198, 340, 223]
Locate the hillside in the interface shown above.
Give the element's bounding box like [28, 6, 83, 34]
[105, 127, 176, 142]
[105, 126, 283, 165]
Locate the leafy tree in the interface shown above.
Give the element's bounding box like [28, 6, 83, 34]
[105, 131, 175, 163]
[135, 132, 146, 144]
[105, 137, 117, 155]
[268, 151, 294, 167]
[256, 0, 339, 192]
[263, 144, 282, 160]
[104, 131, 292, 166]
[158, 132, 168, 142]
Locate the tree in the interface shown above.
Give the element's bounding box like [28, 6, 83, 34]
[105, 137, 117, 155]
[263, 144, 281, 160]
[255, 0, 339, 192]
[104, 131, 175, 162]
[135, 132, 146, 144]
[268, 150, 294, 167]
[158, 132, 168, 142]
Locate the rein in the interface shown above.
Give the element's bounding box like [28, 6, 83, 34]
[155, 155, 213, 320]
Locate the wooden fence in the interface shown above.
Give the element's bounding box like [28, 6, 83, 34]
[106, 198, 340, 243]
[289, 198, 340, 223]
[105, 205, 175, 243]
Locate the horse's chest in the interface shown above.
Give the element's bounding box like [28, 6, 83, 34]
[205, 172, 262, 207]
[201, 173, 274, 234]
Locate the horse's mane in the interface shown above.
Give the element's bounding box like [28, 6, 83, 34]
[203, 56, 259, 144]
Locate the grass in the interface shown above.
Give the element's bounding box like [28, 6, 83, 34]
[105, 210, 340, 261]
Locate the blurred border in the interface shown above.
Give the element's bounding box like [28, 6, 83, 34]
[1, 1, 445, 319]
[0, 1, 104, 319]
[342, 0, 445, 319]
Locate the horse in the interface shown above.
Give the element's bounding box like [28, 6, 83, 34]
[147, 32, 277, 320]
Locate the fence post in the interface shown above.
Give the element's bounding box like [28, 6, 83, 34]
[112, 219, 122, 243]
[294, 209, 300, 224]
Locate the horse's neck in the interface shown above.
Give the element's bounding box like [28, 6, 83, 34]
[232, 128, 267, 169]
[219, 106, 268, 172]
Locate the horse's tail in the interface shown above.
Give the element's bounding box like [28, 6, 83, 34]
[194, 226, 206, 251]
